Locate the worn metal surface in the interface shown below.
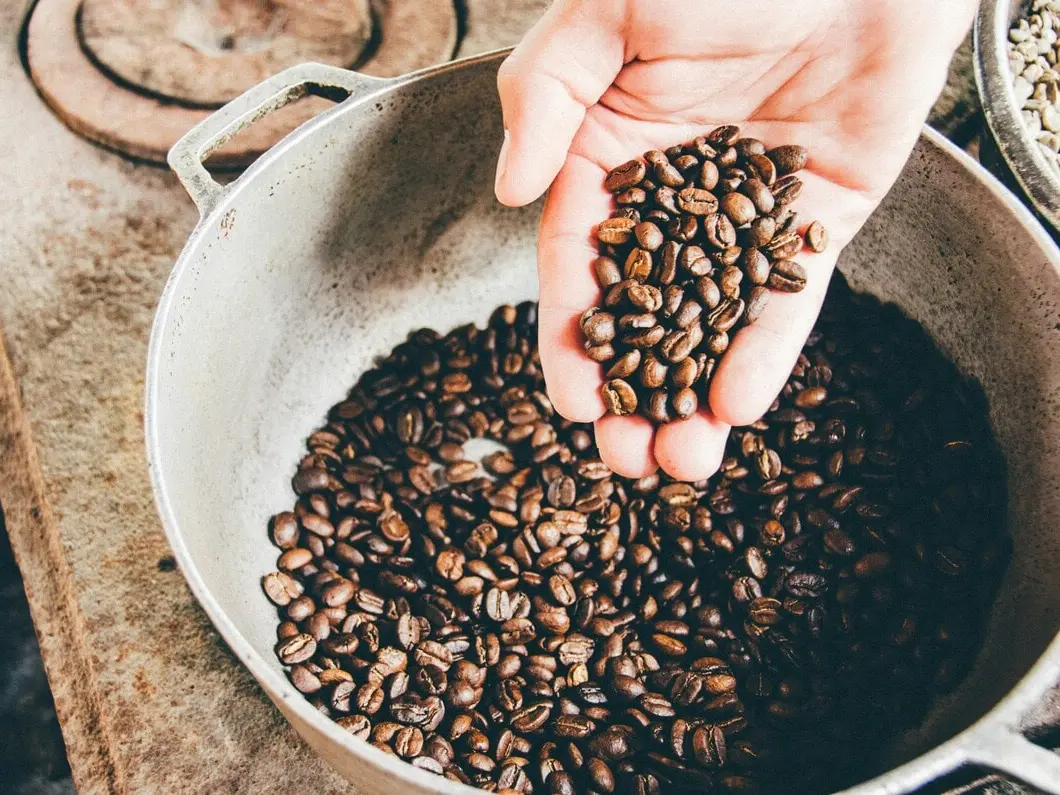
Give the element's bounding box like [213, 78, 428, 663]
[0, 1, 1057, 794]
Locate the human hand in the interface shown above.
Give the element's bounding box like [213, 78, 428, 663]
[494, 0, 975, 480]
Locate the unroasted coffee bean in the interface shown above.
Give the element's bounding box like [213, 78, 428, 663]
[268, 284, 1007, 794]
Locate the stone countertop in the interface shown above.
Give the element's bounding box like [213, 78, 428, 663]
[0, 2, 1047, 792]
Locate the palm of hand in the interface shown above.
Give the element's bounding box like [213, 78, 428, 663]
[497, 0, 973, 480]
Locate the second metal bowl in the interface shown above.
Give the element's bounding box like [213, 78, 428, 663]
[976, 0, 1060, 234]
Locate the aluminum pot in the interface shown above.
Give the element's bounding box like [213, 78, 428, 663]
[975, 0, 1060, 236]
[147, 52, 1060, 793]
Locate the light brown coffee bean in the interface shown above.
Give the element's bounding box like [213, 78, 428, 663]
[719, 192, 756, 226]
[768, 144, 808, 175]
[605, 160, 647, 192]
[805, 220, 829, 252]
[602, 380, 638, 415]
[767, 259, 808, 293]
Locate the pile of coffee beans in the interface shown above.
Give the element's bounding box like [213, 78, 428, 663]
[583, 126, 827, 422]
[264, 277, 1007, 794]
[1009, 0, 1060, 177]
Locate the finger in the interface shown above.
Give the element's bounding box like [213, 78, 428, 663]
[654, 410, 731, 482]
[709, 173, 860, 428]
[539, 306, 605, 422]
[537, 152, 612, 423]
[494, 0, 624, 207]
[709, 245, 839, 427]
[595, 413, 658, 478]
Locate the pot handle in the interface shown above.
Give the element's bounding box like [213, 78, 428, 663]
[168, 63, 391, 215]
[963, 727, 1060, 793]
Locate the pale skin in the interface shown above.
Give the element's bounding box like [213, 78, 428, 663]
[494, 0, 977, 480]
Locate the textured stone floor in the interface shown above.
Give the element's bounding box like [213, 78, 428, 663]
[0, 508, 73, 794]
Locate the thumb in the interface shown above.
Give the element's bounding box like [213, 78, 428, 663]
[494, 0, 625, 207]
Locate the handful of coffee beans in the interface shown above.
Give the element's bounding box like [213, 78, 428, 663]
[263, 280, 1007, 795]
[584, 126, 828, 422]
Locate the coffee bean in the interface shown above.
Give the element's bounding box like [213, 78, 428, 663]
[276, 633, 316, 664]
[581, 309, 616, 345]
[767, 259, 808, 293]
[594, 256, 623, 288]
[765, 229, 802, 260]
[805, 220, 829, 252]
[676, 187, 718, 216]
[602, 379, 638, 415]
[486, 587, 513, 622]
[767, 145, 808, 175]
[605, 160, 647, 192]
[692, 725, 727, 767]
[704, 212, 737, 249]
[415, 640, 453, 671]
[719, 193, 756, 226]
[511, 702, 552, 733]
[597, 217, 636, 245]
[671, 389, 698, 420]
[738, 178, 775, 215]
[707, 125, 740, 146]
[747, 153, 777, 186]
[772, 175, 803, 207]
[653, 160, 685, 189]
[635, 222, 665, 252]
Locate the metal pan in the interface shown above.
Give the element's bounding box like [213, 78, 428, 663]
[148, 52, 1060, 793]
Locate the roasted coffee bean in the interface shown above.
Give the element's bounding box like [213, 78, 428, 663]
[606, 160, 648, 193]
[708, 299, 745, 333]
[692, 725, 727, 767]
[581, 309, 616, 345]
[276, 633, 316, 665]
[269, 283, 1007, 793]
[767, 145, 808, 176]
[594, 256, 623, 288]
[742, 247, 771, 286]
[676, 187, 718, 216]
[772, 175, 804, 207]
[597, 217, 637, 245]
[704, 212, 737, 249]
[625, 248, 654, 281]
[635, 222, 665, 252]
[602, 379, 638, 415]
[708, 125, 740, 146]
[765, 229, 802, 260]
[671, 389, 698, 420]
[805, 220, 829, 253]
[719, 192, 756, 226]
[767, 259, 808, 293]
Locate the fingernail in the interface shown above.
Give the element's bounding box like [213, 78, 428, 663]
[494, 128, 511, 195]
